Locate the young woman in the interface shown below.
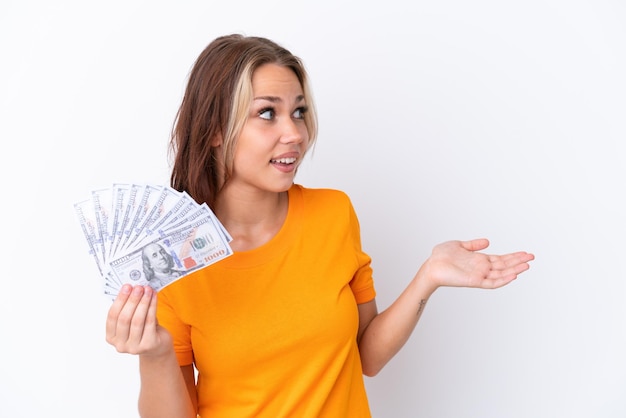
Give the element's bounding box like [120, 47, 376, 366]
[106, 34, 535, 417]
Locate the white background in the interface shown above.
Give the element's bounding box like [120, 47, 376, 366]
[1, 1, 625, 417]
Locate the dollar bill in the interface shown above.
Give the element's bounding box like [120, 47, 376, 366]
[111, 183, 142, 258]
[124, 186, 184, 252]
[74, 183, 233, 300]
[131, 191, 194, 250]
[119, 184, 163, 252]
[92, 187, 113, 260]
[106, 213, 232, 293]
[108, 183, 131, 259]
[74, 198, 104, 275]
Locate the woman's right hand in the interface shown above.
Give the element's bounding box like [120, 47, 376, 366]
[106, 284, 173, 358]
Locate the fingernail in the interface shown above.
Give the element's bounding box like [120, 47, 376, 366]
[121, 284, 132, 294]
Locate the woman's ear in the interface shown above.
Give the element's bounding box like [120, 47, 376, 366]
[210, 134, 223, 147]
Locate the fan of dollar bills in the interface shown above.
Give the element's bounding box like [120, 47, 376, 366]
[74, 183, 233, 300]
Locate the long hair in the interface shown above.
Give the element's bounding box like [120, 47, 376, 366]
[169, 34, 318, 208]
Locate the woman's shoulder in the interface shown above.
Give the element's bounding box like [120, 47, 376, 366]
[292, 183, 351, 202]
[289, 184, 356, 238]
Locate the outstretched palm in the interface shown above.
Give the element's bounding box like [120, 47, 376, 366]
[427, 238, 534, 290]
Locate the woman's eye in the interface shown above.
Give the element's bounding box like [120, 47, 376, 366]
[293, 107, 307, 119]
[259, 108, 274, 120]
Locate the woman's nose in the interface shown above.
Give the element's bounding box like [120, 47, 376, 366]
[279, 118, 306, 144]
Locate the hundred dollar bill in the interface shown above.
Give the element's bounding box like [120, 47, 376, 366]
[108, 183, 131, 259]
[159, 198, 197, 228]
[92, 187, 113, 259]
[163, 203, 233, 246]
[75, 183, 234, 300]
[74, 198, 104, 275]
[124, 185, 183, 252]
[105, 212, 232, 293]
[111, 183, 142, 258]
[119, 184, 163, 252]
[161, 204, 211, 233]
[131, 191, 194, 250]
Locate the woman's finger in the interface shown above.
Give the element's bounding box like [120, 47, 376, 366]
[126, 286, 155, 349]
[487, 252, 535, 271]
[460, 238, 490, 252]
[110, 285, 147, 348]
[105, 284, 133, 343]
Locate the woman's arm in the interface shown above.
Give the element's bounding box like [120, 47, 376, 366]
[357, 238, 534, 376]
[106, 285, 197, 418]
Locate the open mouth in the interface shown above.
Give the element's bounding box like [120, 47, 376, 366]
[270, 157, 297, 165]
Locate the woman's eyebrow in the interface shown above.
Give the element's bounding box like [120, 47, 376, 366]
[253, 95, 305, 103]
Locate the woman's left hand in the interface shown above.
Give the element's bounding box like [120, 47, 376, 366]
[422, 238, 535, 290]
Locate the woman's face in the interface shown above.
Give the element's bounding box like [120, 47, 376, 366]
[228, 63, 310, 194]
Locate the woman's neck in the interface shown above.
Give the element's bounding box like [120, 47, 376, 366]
[214, 187, 289, 252]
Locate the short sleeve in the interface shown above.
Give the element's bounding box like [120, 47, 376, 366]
[156, 291, 195, 366]
[346, 198, 376, 304]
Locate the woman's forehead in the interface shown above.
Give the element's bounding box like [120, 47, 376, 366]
[252, 64, 303, 97]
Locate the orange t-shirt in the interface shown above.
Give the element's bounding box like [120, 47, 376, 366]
[157, 184, 376, 417]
